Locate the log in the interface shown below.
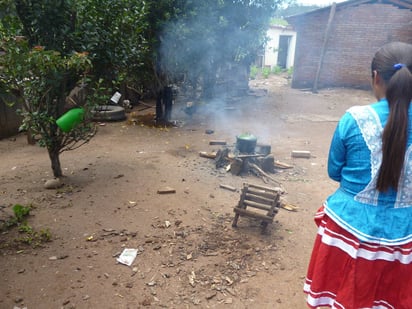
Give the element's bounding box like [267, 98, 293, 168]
[312, 3, 336, 93]
[233, 207, 274, 222]
[249, 163, 282, 186]
[243, 200, 272, 211]
[199, 151, 217, 159]
[245, 192, 276, 205]
[237, 154, 265, 159]
[246, 182, 283, 193]
[215, 148, 230, 168]
[274, 160, 293, 169]
[209, 140, 227, 145]
[291, 150, 311, 158]
[157, 187, 176, 194]
[219, 184, 237, 192]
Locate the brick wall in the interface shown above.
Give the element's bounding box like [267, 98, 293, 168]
[288, 3, 412, 89]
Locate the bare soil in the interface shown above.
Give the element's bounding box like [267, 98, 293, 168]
[0, 75, 374, 309]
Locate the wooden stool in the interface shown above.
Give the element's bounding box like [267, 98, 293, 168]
[232, 183, 280, 233]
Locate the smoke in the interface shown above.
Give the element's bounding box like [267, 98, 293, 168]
[158, 1, 276, 145]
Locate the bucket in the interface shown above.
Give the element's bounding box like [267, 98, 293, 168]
[56, 108, 84, 132]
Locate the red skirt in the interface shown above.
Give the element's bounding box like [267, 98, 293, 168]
[304, 206, 412, 309]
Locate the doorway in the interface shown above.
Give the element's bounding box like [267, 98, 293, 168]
[277, 35, 292, 69]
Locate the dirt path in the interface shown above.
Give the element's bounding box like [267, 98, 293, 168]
[0, 75, 374, 308]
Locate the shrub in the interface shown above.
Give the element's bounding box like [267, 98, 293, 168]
[262, 67, 271, 78]
[250, 65, 259, 80]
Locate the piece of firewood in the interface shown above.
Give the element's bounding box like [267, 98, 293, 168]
[209, 140, 227, 145]
[249, 163, 282, 186]
[199, 151, 217, 159]
[219, 184, 237, 192]
[291, 150, 311, 158]
[157, 187, 176, 194]
[237, 154, 265, 159]
[274, 160, 293, 169]
[281, 203, 299, 212]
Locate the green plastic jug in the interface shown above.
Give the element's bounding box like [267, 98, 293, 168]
[56, 108, 84, 132]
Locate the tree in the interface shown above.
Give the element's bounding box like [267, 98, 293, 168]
[1, 0, 286, 179]
[74, 0, 151, 100]
[273, 0, 322, 18]
[1, 0, 95, 177]
[157, 0, 281, 100]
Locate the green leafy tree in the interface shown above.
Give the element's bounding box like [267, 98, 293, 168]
[74, 0, 151, 98]
[158, 0, 281, 99]
[274, 0, 322, 18]
[1, 0, 96, 177]
[14, 0, 77, 53]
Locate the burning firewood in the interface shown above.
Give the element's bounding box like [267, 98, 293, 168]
[215, 148, 231, 168]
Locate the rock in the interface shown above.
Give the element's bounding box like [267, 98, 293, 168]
[14, 296, 24, 303]
[44, 178, 63, 189]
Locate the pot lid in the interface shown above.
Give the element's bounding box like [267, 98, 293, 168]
[237, 133, 257, 141]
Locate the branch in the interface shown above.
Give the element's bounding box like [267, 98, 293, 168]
[249, 163, 283, 188]
[59, 125, 97, 153]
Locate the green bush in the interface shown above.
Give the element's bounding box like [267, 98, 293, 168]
[250, 65, 259, 79]
[262, 67, 271, 78]
[271, 65, 283, 75]
[287, 66, 294, 78]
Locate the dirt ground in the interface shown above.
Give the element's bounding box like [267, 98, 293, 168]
[0, 75, 374, 309]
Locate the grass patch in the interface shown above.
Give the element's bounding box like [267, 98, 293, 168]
[0, 203, 52, 249]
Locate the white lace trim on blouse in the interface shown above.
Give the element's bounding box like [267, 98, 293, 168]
[348, 105, 412, 208]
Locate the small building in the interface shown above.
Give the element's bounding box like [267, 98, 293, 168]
[286, 0, 412, 90]
[263, 25, 297, 70]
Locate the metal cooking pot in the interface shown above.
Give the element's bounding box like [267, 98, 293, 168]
[236, 133, 257, 153]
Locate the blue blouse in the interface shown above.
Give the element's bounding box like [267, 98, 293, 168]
[325, 99, 412, 245]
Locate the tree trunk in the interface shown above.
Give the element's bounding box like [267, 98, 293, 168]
[163, 86, 173, 122]
[27, 128, 36, 145]
[48, 147, 62, 177]
[155, 89, 163, 121]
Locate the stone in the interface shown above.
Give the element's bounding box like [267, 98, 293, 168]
[44, 178, 63, 189]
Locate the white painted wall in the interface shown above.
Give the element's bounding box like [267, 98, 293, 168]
[264, 25, 296, 69]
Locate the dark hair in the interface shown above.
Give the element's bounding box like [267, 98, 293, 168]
[371, 42, 412, 192]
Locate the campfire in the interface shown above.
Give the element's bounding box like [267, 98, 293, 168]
[200, 133, 291, 186]
[199, 132, 298, 231]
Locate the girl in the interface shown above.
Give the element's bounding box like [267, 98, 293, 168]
[304, 42, 412, 309]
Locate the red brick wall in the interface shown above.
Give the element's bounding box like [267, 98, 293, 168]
[288, 3, 412, 89]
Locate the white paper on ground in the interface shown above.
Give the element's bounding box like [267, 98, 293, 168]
[116, 248, 138, 266]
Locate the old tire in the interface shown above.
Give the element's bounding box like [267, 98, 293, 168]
[92, 105, 126, 121]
